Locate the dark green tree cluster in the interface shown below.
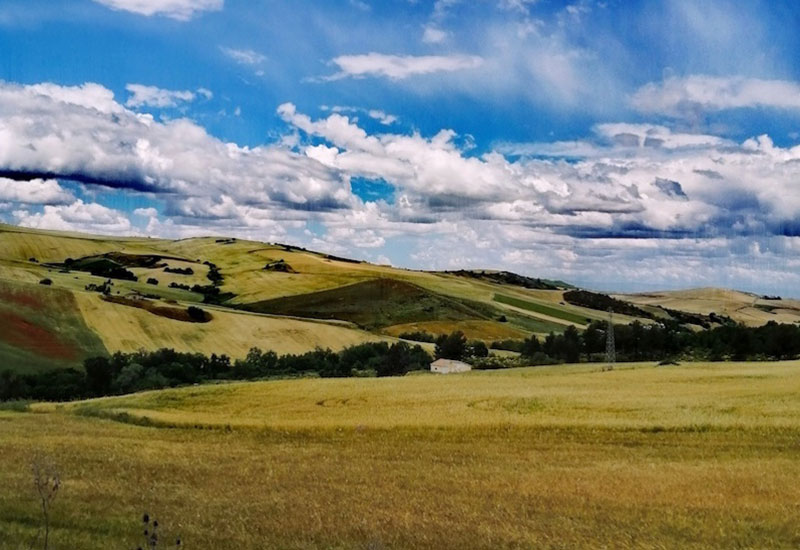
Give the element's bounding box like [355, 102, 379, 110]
[1, 342, 432, 402]
[203, 261, 223, 286]
[64, 258, 137, 281]
[518, 320, 800, 364]
[164, 266, 194, 275]
[692, 321, 800, 360]
[232, 341, 429, 379]
[562, 290, 652, 318]
[434, 331, 489, 361]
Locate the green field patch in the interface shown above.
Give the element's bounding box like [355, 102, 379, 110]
[494, 294, 591, 325]
[501, 313, 565, 335]
[0, 400, 30, 412]
[241, 278, 500, 330]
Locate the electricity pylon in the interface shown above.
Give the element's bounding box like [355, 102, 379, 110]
[605, 308, 615, 371]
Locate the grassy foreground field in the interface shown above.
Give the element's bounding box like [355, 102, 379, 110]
[3, 361, 800, 549]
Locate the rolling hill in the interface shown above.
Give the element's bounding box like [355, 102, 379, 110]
[1, 222, 797, 374]
[614, 288, 800, 327]
[0, 279, 106, 373]
[241, 278, 502, 330]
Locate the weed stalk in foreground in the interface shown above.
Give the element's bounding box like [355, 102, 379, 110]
[31, 455, 60, 550]
[137, 513, 182, 549]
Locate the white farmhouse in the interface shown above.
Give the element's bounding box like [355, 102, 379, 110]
[430, 358, 472, 374]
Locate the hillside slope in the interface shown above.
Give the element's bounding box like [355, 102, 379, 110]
[0, 224, 608, 357]
[5, 223, 794, 374]
[615, 288, 800, 327]
[0, 279, 107, 373]
[241, 278, 500, 330]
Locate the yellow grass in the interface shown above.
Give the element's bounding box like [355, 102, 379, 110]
[53, 360, 800, 430]
[132, 259, 211, 288]
[74, 292, 385, 358]
[616, 287, 800, 326]
[0, 223, 168, 263]
[3, 361, 800, 549]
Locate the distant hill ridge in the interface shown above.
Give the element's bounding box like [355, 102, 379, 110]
[2, 222, 800, 375]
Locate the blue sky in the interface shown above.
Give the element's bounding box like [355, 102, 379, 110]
[1, 0, 800, 295]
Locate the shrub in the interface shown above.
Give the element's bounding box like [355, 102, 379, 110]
[39, 278, 52, 286]
[186, 306, 207, 322]
[523, 351, 557, 366]
[0, 400, 30, 412]
[472, 356, 520, 370]
[468, 340, 489, 358]
[398, 331, 436, 343]
[164, 266, 194, 275]
[147, 278, 159, 286]
[490, 339, 524, 352]
[85, 280, 112, 295]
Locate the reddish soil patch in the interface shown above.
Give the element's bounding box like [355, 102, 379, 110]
[0, 287, 46, 310]
[1, 311, 78, 360]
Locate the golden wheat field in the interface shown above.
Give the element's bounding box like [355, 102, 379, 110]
[3, 361, 800, 549]
[72, 292, 385, 358]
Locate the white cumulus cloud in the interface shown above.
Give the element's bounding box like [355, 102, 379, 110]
[0, 178, 74, 205]
[632, 75, 800, 117]
[0, 81, 353, 228]
[14, 200, 133, 235]
[325, 53, 483, 80]
[133, 206, 158, 217]
[125, 84, 196, 108]
[92, 0, 223, 21]
[5, 80, 800, 293]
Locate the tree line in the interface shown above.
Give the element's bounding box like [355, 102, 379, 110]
[0, 341, 432, 402]
[505, 320, 800, 364]
[3, 321, 800, 403]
